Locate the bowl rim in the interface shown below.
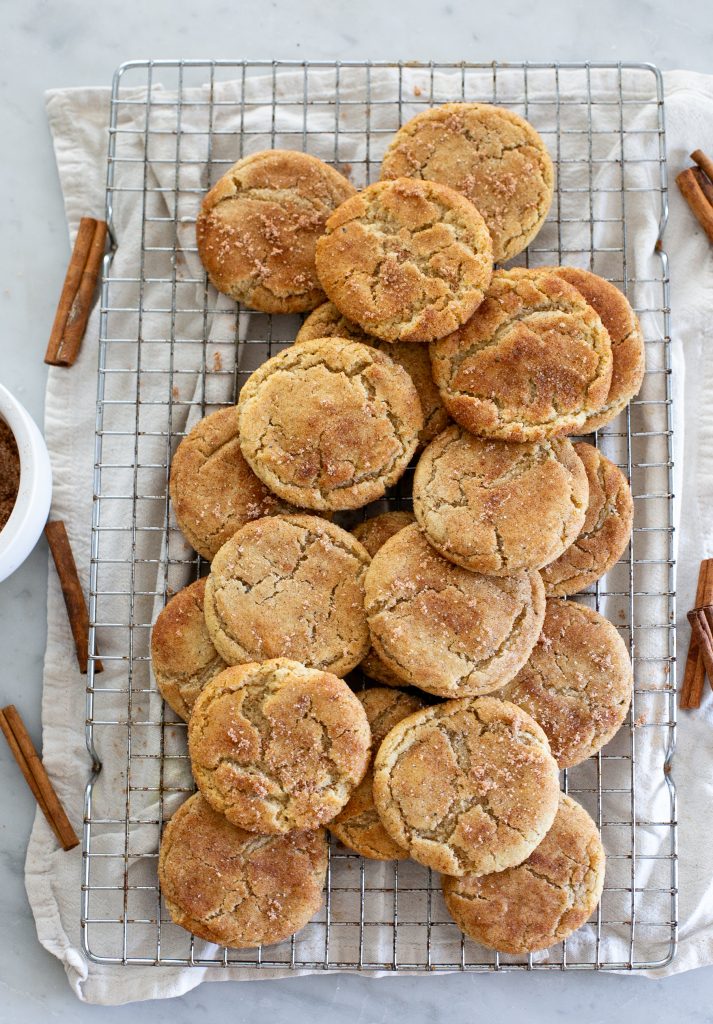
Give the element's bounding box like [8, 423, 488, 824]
[0, 382, 52, 576]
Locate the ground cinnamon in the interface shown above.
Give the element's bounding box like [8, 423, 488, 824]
[0, 418, 20, 532]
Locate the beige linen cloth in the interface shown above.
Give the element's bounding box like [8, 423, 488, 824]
[27, 68, 713, 1003]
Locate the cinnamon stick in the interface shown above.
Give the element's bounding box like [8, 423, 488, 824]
[44, 520, 103, 674]
[688, 609, 713, 686]
[691, 149, 713, 187]
[676, 168, 713, 245]
[0, 706, 79, 851]
[44, 217, 107, 367]
[680, 559, 713, 708]
[693, 167, 713, 209]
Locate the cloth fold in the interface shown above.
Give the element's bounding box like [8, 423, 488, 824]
[25, 68, 713, 1004]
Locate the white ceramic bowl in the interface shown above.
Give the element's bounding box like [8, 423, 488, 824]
[0, 382, 52, 582]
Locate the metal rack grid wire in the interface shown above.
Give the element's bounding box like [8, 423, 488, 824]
[83, 60, 677, 972]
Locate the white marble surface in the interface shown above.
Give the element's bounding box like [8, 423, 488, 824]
[1, 0, 713, 1017]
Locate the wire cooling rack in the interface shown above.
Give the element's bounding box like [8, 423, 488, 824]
[82, 60, 677, 972]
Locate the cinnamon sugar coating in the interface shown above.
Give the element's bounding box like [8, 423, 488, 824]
[499, 599, 633, 769]
[541, 442, 634, 596]
[150, 578, 227, 722]
[330, 687, 424, 860]
[170, 406, 289, 561]
[196, 150, 355, 313]
[204, 514, 371, 677]
[550, 267, 645, 431]
[364, 523, 546, 698]
[237, 338, 423, 511]
[413, 426, 588, 575]
[315, 177, 493, 343]
[188, 659, 371, 833]
[443, 793, 605, 953]
[296, 302, 449, 447]
[352, 511, 417, 688]
[159, 793, 328, 947]
[372, 696, 560, 875]
[380, 103, 554, 263]
[430, 268, 613, 441]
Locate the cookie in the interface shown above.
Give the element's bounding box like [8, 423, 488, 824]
[413, 426, 588, 575]
[159, 793, 328, 948]
[150, 578, 227, 721]
[551, 267, 645, 432]
[297, 302, 449, 446]
[442, 793, 605, 953]
[499, 599, 633, 769]
[352, 510, 416, 557]
[380, 102, 554, 263]
[430, 268, 613, 441]
[196, 149, 355, 313]
[169, 406, 289, 561]
[188, 659, 371, 833]
[541, 442, 634, 596]
[204, 514, 371, 677]
[364, 523, 545, 698]
[330, 687, 424, 860]
[237, 338, 423, 511]
[352, 511, 416, 687]
[314, 177, 493, 343]
[373, 696, 560, 875]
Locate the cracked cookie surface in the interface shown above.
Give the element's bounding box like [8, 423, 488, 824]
[330, 687, 424, 860]
[373, 695, 560, 875]
[352, 511, 418, 688]
[196, 149, 355, 313]
[237, 338, 423, 511]
[413, 426, 588, 575]
[541, 443, 634, 597]
[550, 267, 645, 432]
[442, 793, 605, 953]
[314, 177, 493, 343]
[430, 268, 613, 441]
[499, 599, 632, 768]
[380, 103, 554, 264]
[170, 406, 290, 561]
[150, 578, 227, 722]
[364, 523, 546, 698]
[296, 302, 449, 446]
[188, 659, 371, 833]
[204, 514, 371, 676]
[158, 793, 328, 947]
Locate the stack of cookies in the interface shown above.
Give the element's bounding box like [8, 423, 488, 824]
[153, 101, 643, 957]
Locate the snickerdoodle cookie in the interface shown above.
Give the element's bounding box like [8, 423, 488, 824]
[188, 659, 371, 833]
[296, 302, 449, 446]
[352, 510, 416, 557]
[237, 338, 423, 511]
[314, 177, 493, 343]
[169, 406, 289, 561]
[196, 150, 355, 313]
[413, 427, 588, 575]
[352, 511, 417, 688]
[541, 443, 634, 596]
[442, 793, 605, 953]
[150, 578, 227, 721]
[331, 688, 424, 860]
[499, 599, 632, 768]
[551, 267, 645, 432]
[373, 696, 560, 875]
[159, 793, 328, 947]
[380, 103, 554, 264]
[204, 514, 371, 676]
[364, 524, 545, 698]
[430, 268, 613, 441]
